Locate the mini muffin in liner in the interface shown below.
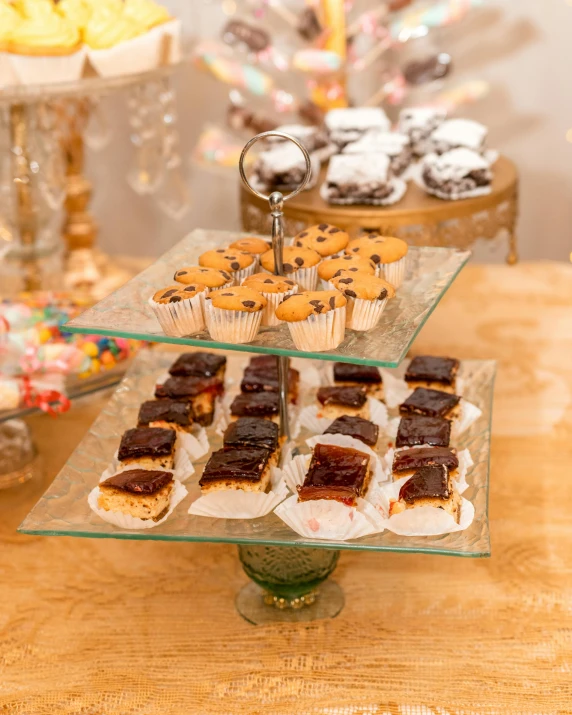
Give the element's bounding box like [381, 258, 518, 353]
[367, 476, 474, 536]
[9, 47, 87, 86]
[231, 260, 257, 286]
[88, 30, 163, 78]
[287, 305, 346, 352]
[148, 292, 206, 338]
[380, 254, 408, 288]
[259, 286, 298, 327]
[294, 265, 318, 291]
[274, 453, 385, 541]
[88, 479, 188, 530]
[204, 301, 263, 344]
[345, 295, 388, 331]
[188, 466, 289, 519]
[297, 396, 388, 435]
[383, 446, 474, 494]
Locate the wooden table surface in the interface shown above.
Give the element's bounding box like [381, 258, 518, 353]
[1, 262, 571, 714]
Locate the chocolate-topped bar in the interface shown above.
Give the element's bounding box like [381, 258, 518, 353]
[297, 443, 371, 506]
[393, 446, 458, 476]
[98, 469, 174, 521]
[240, 355, 299, 403]
[317, 386, 369, 419]
[155, 376, 223, 426]
[333, 362, 383, 398]
[405, 356, 459, 393]
[138, 399, 193, 432]
[389, 464, 461, 522]
[199, 446, 272, 493]
[117, 427, 176, 470]
[395, 416, 451, 448]
[223, 417, 279, 453]
[230, 392, 279, 422]
[168, 352, 227, 379]
[400, 388, 460, 419]
[323, 415, 379, 448]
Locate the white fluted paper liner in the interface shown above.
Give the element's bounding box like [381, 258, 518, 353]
[296, 396, 388, 435]
[293, 265, 318, 291]
[188, 466, 288, 519]
[258, 287, 298, 326]
[379, 370, 413, 408]
[275, 493, 385, 541]
[231, 260, 256, 286]
[9, 47, 86, 85]
[485, 148, 499, 165]
[451, 399, 482, 437]
[104, 431, 196, 483]
[88, 31, 163, 78]
[148, 292, 206, 338]
[320, 177, 407, 207]
[320, 278, 337, 291]
[88, 479, 187, 530]
[367, 477, 474, 536]
[0, 53, 19, 87]
[287, 305, 345, 352]
[346, 296, 388, 331]
[380, 254, 408, 289]
[149, 17, 182, 64]
[383, 447, 473, 494]
[178, 427, 210, 461]
[205, 302, 262, 344]
[305, 433, 387, 484]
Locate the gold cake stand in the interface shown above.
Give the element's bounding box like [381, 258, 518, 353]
[240, 155, 519, 264]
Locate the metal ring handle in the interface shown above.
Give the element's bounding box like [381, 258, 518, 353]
[239, 131, 312, 202]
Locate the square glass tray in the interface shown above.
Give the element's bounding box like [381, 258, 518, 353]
[19, 349, 494, 557]
[64, 230, 470, 367]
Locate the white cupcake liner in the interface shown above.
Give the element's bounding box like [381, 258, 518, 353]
[287, 305, 346, 352]
[188, 466, 288, 519]
[9, 47, 86, 85]
[320, 278, 337, 291]
[148, 17, 182, 64]
[305, 433, 387, 484]
[231, 260, 256, 285]
[274, 493, 385, 541]
[380, 255, 407, 288]
[383, 447, 473, 494]
[88, 478, 187, 530]
[204, 301, 262, 344]
[379, 370, 414, 408]
[178, 426, 210, 461]
[367, 476, 474, 536]
[294, 264, 318, 291]
[258, 286, 298, 327]
[345, 296, 388, 331]
[296, 396, 388, 435]
[148, 292, 206, 338]
[0, 52, 19, 87]
[104, 433, 195, 484]
[88, 30, 163, 78]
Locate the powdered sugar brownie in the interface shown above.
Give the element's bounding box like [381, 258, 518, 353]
[343, 131, 413, 177]
[398, 107, 447, 157]
[271, 124, 334, 162]
[428, 118, 488, 155]
[251, 143, 319, 193]
[325, 107, 391, 148]
[293, 223, 349, 258]
[321, 154, 407, 206]
[419, 149, 492, 200]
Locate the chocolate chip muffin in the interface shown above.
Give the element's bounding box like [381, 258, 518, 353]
[204, 286, 267, 344]
[293, 223, 349, 258]
[259, 245, 321, 291]
[198, 249, 256, 285]
[275, 290, 347, 352]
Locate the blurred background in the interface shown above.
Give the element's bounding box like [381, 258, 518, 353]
[85, 0, 571, 262]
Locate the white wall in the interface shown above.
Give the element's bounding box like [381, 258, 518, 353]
[89, 0, 572, 261]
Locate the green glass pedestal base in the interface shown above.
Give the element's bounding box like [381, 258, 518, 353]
[236, 545, 344, 624]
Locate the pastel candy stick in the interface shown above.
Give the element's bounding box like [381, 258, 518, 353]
[293, 49, 343, 75]
[390, 0, 483, 39]
[193, 42, 274, 96]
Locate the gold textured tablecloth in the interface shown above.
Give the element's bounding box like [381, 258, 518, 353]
[1, 263, 571, 714]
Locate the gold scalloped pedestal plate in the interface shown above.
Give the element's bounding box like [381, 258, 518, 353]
[240, 156, 519, 264]
[17, 224, 495, 625]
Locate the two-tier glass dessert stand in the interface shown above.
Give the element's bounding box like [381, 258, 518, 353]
[19, 134, 493, 625]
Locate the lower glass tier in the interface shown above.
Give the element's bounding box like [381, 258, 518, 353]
[18, 348, 494, 557]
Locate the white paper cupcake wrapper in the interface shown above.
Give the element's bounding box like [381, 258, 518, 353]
[380, 254, 407, 288]
[383, 447, 473, 494]
[346, 296, 388, 331]
[231, 260, 256, 285]
[205, 302, 262, 344]
[188, 466, 288, 519]
[9, 47, 87, 85]
[287, 305, 346, 352]
[379, 370, 413, 408]
[148, 17, 182, 64]
[178, 427, 210, 461]
[88, 30, 163, 78]
[258, 287, 298, 327]
[320, 178, 407, 207]
[0, 52, 19, 87]
[296, 396, 388, 435]
[148, 292, 206, 337]
[274, 493, 385, 541]
[367, 476, 475, 536]
[294, 265, 318, 291]
[305, 433, 387, 483]
[88, 479, 187, 530]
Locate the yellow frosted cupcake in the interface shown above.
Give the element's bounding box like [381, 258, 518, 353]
[124, 0, 182, 64]
[56, 0, 92, 37]
[123, 0, 171, 30]
[8, 0, 86, 85]
[0, 1, 21, 87]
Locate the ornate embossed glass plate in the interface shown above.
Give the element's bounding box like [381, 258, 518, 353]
[19, 349, 494, 557]
[64, 230, 470, 367]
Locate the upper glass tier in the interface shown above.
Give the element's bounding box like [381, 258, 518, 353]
[65, 229, 470, 367]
